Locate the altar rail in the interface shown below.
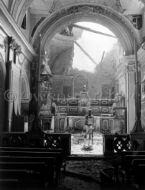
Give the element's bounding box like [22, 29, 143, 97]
[0, 132, 71, 156]
[104, 133, 145, 156]
[0, 133, 145, 156]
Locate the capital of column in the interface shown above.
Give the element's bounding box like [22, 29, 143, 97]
[123, 55, 136, 72]
[123, 55, 136, 65]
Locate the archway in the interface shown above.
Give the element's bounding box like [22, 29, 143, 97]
[30, 3, 142, 155]
[32, 4, 141, 55]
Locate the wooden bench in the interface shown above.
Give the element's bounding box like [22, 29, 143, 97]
[0, 147, 66, 185]
[0, 150, 63, 180]
[0, 153, 57, 187]
[117, 152, 145, 184]
[0, 147, 65, 167]
[131, 159, 145, 187]
[0, 178, 19, 190]
[0, 146, 63, 152]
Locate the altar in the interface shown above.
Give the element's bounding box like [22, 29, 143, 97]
[54, 115, 125, 134]
[40, 85, 126, 155]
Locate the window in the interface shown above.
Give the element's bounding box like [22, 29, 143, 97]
[21, 15, 26, 30]
[128, 14, 142, 30]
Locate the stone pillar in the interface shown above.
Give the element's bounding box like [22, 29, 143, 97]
[124, 55, 143, 133]
[115, 56, 130, 133]
[4, 36, 13, 132]
[125, 56, 136, 133]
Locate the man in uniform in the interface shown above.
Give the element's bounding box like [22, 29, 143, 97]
[84, 109, 94, 148]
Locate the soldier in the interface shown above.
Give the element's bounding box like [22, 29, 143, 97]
[84, 109, 94, 148]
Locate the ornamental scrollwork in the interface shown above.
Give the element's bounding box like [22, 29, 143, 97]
[77, 5, 94, 14]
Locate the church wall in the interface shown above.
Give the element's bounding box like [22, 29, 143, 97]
[0, 1, 35, 132]
[21, 9, 31, 42]
[138, 48, 145, 129]
[0, 28, 6, 131]
[128, 72, 135, 132]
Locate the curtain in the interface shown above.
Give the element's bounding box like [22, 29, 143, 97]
[12, 64, 21, 115]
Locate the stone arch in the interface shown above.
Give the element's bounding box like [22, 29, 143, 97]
[31, 3, 141, 55]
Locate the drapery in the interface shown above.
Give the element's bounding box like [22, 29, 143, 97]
[8, 63, 21, 127]
[12, 64, 21, 115]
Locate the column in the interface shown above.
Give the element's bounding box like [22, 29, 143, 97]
[4, 36, 12, 132]
[124, 55, 143, 133]
[125, 55, 136, 133]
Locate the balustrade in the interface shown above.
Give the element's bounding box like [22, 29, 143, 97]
[0, 132, 71, 156]
[1, 132, 144, 156]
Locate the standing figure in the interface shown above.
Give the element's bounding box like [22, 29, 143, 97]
[84, 109, 94, 148]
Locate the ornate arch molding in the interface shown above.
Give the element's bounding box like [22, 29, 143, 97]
[32, 4, 141, 55]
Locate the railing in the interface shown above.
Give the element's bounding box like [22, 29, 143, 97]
[0, 132, 71, 156]
[0, 132, 145, 156]
[104, 134, 132, 156]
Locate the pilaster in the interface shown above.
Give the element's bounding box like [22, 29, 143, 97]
[123, 55, 136, 133]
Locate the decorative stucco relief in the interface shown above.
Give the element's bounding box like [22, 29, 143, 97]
[53, 0, 123, 13]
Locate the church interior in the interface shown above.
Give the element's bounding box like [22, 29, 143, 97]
[1, 0, 145, 189]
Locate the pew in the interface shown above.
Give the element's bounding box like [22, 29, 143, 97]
[0, 146, 66, 186]
[0, 133, 71, 188]
[0, 147, 65, 169]
[131, 159, 145, 187]
[0, 155, 56, 187]
[116, 152, 145, 184]
[0, 146, 62, 152]
[0, 150, 64, 181]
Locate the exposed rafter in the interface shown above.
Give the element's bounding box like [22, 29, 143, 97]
[72, 24, 117, 39]
[74, 41, 97, 65]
